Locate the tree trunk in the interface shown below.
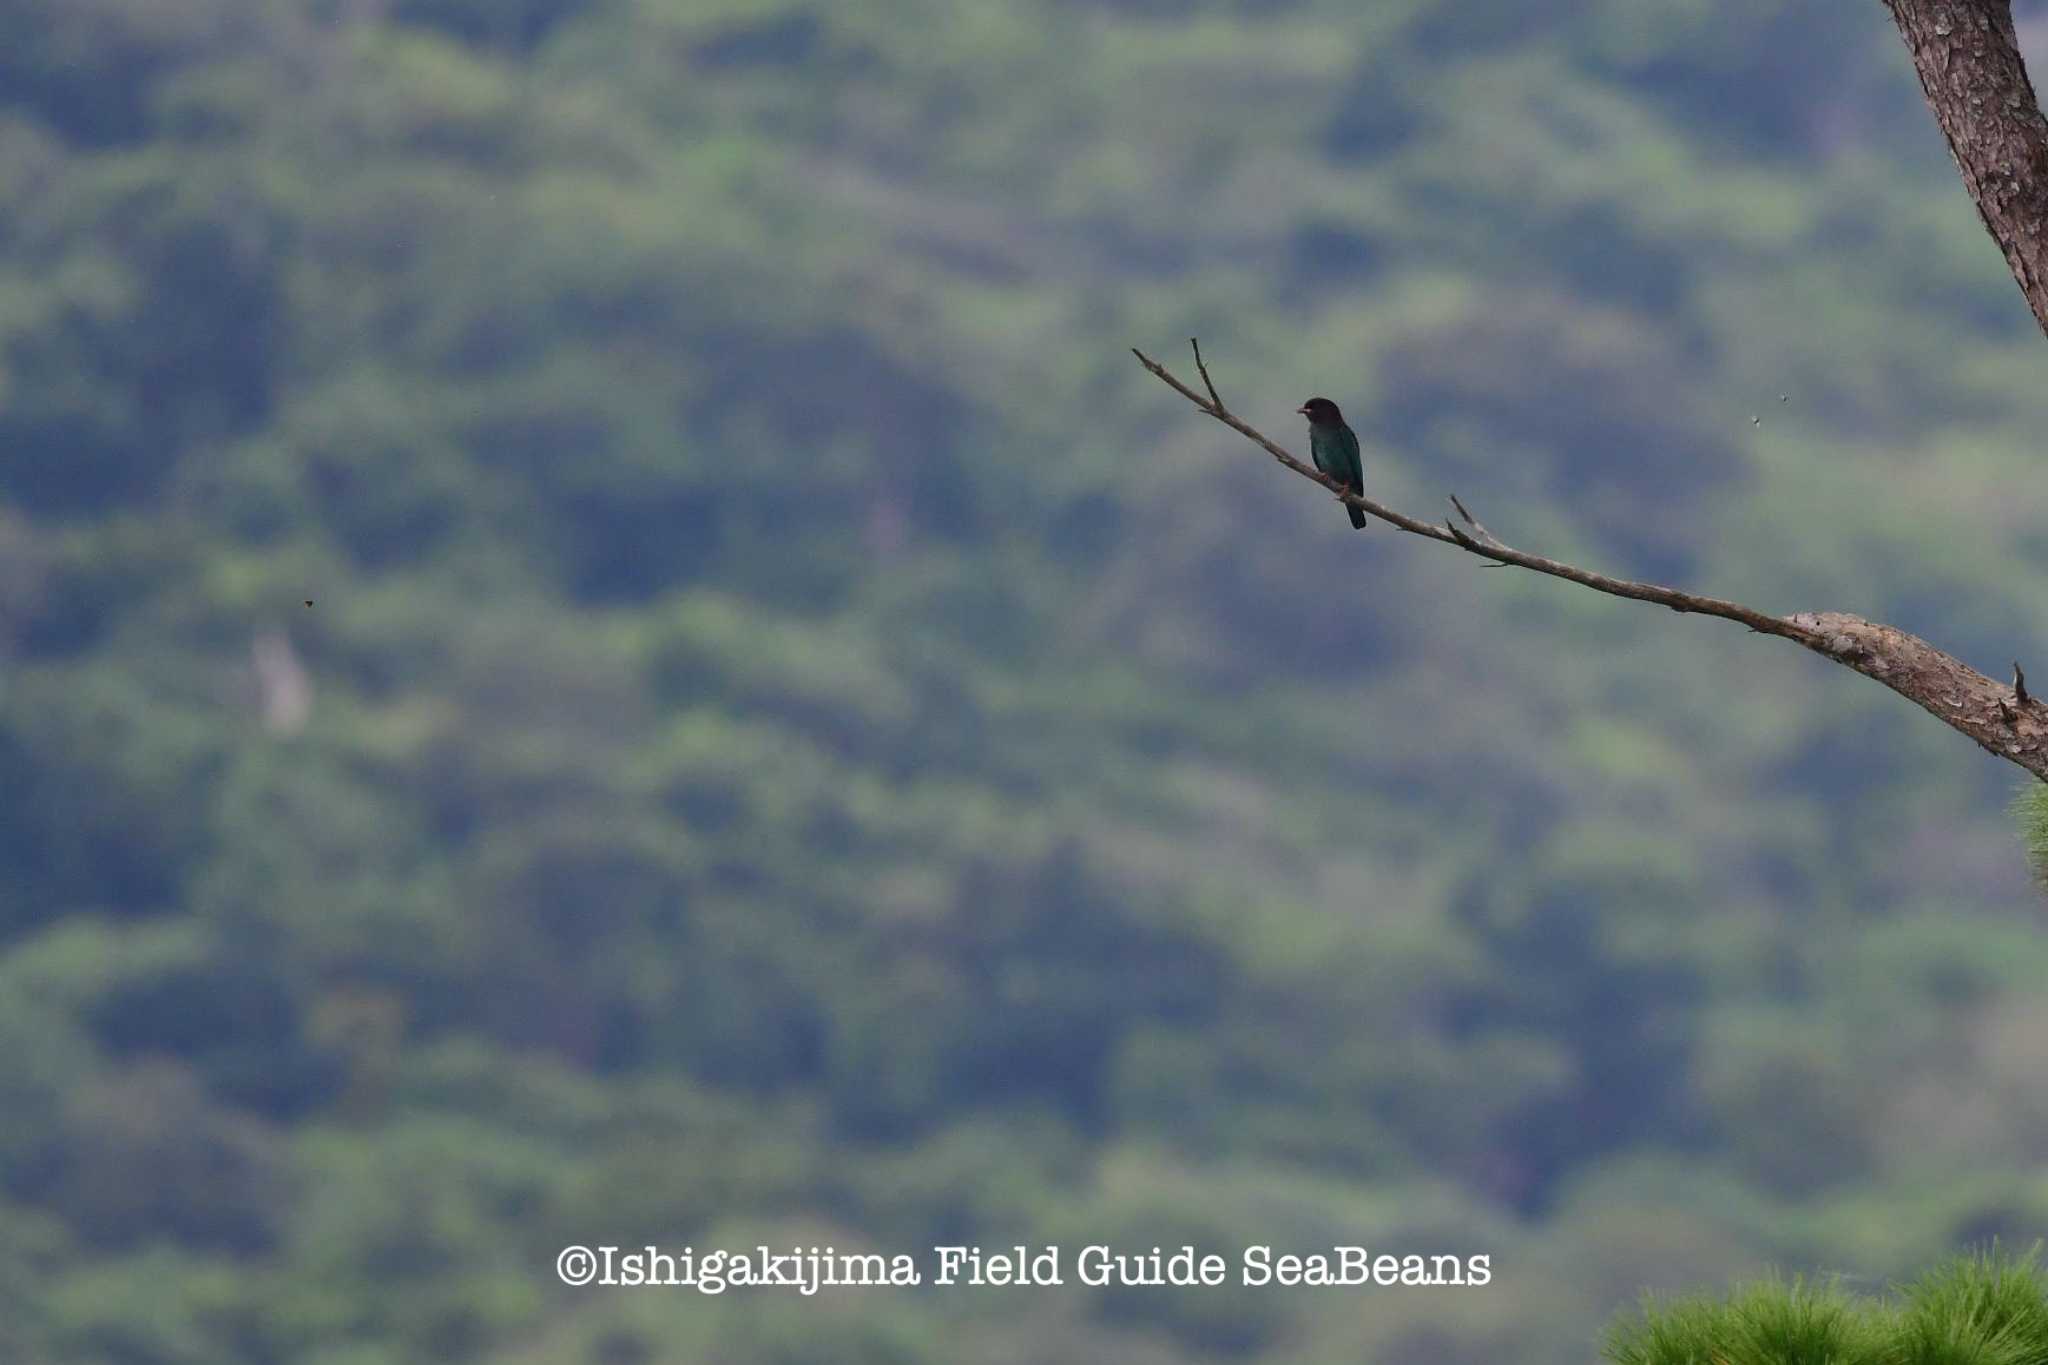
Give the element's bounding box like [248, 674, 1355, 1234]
[1884, 0, 2048, 339]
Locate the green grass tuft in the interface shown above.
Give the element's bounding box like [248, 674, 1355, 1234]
[1894, 1245, 2048, 1365]
[1608, 1249, 2048, 1365]
[1607, 1276, 1884, 1365]
[2012, 785, 2048, 885]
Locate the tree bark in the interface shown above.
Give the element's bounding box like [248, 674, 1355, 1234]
[1884, 0, 2048, 338]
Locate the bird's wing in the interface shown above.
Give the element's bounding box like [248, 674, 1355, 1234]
[1338, 424, 1364, 487]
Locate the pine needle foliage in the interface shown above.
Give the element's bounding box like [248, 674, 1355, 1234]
[2014, 785, 2048, 885]
[1607, 1249, 2048, 1365]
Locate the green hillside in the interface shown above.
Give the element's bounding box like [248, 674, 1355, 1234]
[5, 1, 2048, 1361]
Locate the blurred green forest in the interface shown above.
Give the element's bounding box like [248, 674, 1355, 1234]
[7, 0, 2048, 1361]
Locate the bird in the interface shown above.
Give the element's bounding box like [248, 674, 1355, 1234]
[1297, 397, 1367, 530]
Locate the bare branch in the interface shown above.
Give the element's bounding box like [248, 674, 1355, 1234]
[1883, 0, 2048, 340]
[1135, 345, 1794, 632]
[1135, 343, 2048, 782]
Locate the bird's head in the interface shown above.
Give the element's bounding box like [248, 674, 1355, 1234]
[1297, 397, 1344, 426]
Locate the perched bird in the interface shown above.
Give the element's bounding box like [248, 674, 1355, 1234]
[1297, 397, 1366, 530]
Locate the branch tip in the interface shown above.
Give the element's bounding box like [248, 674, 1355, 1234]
[1189, 337, 1226, 412]
[1447, 493, 1499, 545]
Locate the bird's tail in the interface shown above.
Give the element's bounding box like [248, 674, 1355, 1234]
[1348, 502, 1368, 531]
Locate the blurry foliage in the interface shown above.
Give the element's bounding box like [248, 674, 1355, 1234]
[2, 0, 2048, 1362]
[2016, 783, 2048, 885]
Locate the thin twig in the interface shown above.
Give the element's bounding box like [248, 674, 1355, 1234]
[1443, 517, 1505, 563]
[1190, 338, 1226, 412]
[1448, 494, 1502, 548]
